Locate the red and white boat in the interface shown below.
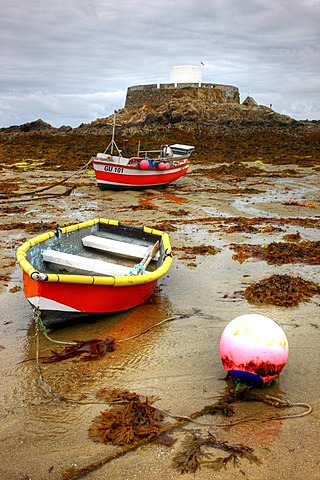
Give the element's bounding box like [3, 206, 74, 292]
[91, 113, 194, 190]
[16, 218, 172, 326]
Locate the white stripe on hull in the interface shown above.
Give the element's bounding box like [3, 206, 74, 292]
[28, 296, 79, 312]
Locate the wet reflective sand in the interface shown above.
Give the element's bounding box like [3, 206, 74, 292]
[0, 163, 319, 480]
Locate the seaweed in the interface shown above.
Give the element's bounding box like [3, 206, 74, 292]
[177, 245, 220, 255]
[285, 199, 315, 208]
[153, 221, 177, 232]
[89, 389, 168, 446]
[172, 431, 261, 474]
[243, 274, 320, 306]
[206, 162, 264, 177]
[282, 231, 301, 242]
[230, 240, 320, 265]
[226, 224, 259, 233]
[41, 337, 115, 363]
[218, 215, 320, 229]
[61, 384, 311, 480]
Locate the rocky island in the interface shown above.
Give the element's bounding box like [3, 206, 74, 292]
[0, 81, 319, 170]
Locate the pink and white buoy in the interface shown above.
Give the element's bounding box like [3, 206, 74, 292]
[158, 162, 166, 170]
[139, 159, 149, 170]
[219, 314, 289, 386]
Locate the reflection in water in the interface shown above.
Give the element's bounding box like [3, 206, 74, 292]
[233, 411, 282, 447]
[139, 192, 186, 212]
[161, 193, 186, 205]
[226, 397, 283, 447]
[0, 285, 176, 478]
[23, 402, 90, 440]
[23, 283, 173, 409]
[232, 176, 320, 218]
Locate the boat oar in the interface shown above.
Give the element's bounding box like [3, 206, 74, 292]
[137, 241, 160, 275]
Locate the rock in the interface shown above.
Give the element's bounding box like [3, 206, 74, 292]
[0, 96, 319, 170]
[1, 119, 57, 134]
[242, 96, 258, 107]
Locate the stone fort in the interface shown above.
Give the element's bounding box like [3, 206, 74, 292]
[125, 65, 241, 109]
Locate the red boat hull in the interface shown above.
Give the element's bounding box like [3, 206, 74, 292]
[93, 160, 190, 190]
[22, 270, 157, 314]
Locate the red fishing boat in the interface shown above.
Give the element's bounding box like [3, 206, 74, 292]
[16, 218, 172, 326]
[91, 113, 194, 190]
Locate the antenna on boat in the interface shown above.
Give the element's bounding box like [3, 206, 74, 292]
[104, 110, 122, 156]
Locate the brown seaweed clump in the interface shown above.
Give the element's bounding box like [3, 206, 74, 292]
[244, 274, 320, 306]
[154, 221, 177, 232]
[89, 389, 165, 446]
[41, 337, 115, 363]
[231, 240, 320, 265]
[178, 245, 220, 256]
[0, 221, 58, 233]
[208, 162, 264, 177]
[173, 432, 261, 474]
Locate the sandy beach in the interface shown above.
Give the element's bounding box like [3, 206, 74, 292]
[0, 161, 319, 480]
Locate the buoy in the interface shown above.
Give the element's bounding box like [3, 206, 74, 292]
[139, 159, 149, 170]
[164, 162, 170, 170]
[158, 162, 166, 170]
[219, 314, 289, 386]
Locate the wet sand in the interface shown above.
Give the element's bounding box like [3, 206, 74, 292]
[0, 163, 319, 480]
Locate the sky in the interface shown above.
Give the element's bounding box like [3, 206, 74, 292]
[1, 0, 319, 128]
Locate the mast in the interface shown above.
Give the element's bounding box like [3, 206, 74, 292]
[104, 111, 122, 156]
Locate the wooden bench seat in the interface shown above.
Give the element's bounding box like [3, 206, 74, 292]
[42, 250, 132, 276]
[82, 235, 159, 260]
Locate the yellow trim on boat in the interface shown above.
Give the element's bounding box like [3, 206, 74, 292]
[16, 218, 172, 286]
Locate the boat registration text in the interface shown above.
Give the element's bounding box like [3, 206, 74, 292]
[104, 165, 124, 173]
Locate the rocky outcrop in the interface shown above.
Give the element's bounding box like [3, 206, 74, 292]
[0, 100, 294, 137]
[0, 99, 319, 169]
[1, 119, 73, 135]
[76, 101, 294, 136]
[242, 96, 258, 107]
[2, 119, 56, 134]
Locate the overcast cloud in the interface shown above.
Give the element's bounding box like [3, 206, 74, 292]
[1, 0, 319, 127]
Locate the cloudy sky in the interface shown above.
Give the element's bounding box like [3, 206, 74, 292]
[1, 0, 319, 128]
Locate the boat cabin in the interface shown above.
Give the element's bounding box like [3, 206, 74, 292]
[169, 144, 195, 157]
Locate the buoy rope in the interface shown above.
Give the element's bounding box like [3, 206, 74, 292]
[33, 303, 66, 401]
[2, 158, 93, 201]
[212, 393, 312, 426]
[214, 402, 312, 426]
[60, 394, 313, 480]
[116, 315, 185, 342]
[33, 309, 186, 346]
[33, 307, 77, 346]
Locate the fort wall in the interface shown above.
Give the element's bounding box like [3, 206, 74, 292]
[125, 83, 240, 109]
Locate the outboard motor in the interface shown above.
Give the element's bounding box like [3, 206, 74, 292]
[161, 145, 173, 159]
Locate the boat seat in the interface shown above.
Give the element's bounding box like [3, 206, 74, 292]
[42, 250, 132, 276]
[82, 235, 160, 260]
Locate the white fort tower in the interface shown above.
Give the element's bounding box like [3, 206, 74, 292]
[125, 67, 240, 108]
[169, 65, 202, 86]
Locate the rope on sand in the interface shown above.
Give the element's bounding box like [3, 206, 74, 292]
[60, 394, 312, 480]
[116, 314, 187, 342]
[2, 159, 93, 201]
[34, 307, 77, 346]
